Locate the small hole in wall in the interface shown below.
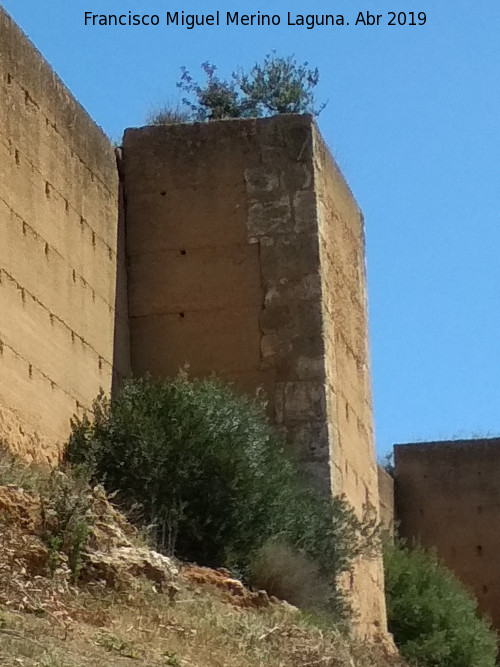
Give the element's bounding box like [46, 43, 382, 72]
[180, 250, 186, 256]
[179, 312, 185, 318]
[14, 149, 20, 165]
[477, 545, 483, 556]
[6, 73, 12, 84]
[419, 508, 424, 516]
[478, 505, 483, 514]
[483, 585, 489, 594]
[160, 191, 167, 196]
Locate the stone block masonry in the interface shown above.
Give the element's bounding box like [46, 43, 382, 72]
[122, 115, 387, 636]
[0, 5, 129, 462]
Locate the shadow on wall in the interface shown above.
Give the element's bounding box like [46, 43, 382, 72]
[112, 147, 131, 395]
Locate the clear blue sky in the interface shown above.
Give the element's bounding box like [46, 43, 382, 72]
[3, 0, 500, 458]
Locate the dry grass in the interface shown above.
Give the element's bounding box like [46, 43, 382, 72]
[0, 575, 404, 667]
[0, 441, 50, 492]
[249, 539, 332, 611]
[0, 444, 406, 666]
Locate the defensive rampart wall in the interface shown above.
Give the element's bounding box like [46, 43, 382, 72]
[0, 5, 129, 461]
[394, 438, 500, 630]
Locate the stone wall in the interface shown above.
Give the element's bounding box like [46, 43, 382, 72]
[123, 120, 271, 404]
[313, 126, 386, 630]
[0, 5, 128, 462]
[123, 117, 326, 480]
[122, 115, 386, 636]
[394, 439, 500, 630]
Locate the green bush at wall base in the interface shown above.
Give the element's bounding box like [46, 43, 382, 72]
[65, 376, 375, 621]
[384, 541, 498, 667]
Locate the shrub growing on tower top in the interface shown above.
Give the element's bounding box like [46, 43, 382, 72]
[238, 53, 324, 116]
[148, 53, 326, 124]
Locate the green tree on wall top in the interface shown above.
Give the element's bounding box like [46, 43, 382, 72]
[148, 53, 326, 124]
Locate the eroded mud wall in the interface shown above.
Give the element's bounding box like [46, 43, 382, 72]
[0, 6, 127, 461]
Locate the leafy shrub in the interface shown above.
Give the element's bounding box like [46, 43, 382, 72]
[178, 62, 243, 121]
[0, 442, 92, 582]
[40, 468, 92, 582]
[65, 376, 375, 619]
[238, 53, 324, 117]
[0, 440, 49, 492]
[149, 53, 325, 124]
[384, 541, 497, 667]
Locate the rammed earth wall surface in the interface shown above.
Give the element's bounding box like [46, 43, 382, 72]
[122, 116, 387, 635]
[395, 438, 500, 632]
[0, 5, 129, 462]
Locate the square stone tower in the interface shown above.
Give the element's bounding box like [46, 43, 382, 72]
[122, 115, 386, 634]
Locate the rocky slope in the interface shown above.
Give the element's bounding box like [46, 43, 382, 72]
[0, 464, 405, 666]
